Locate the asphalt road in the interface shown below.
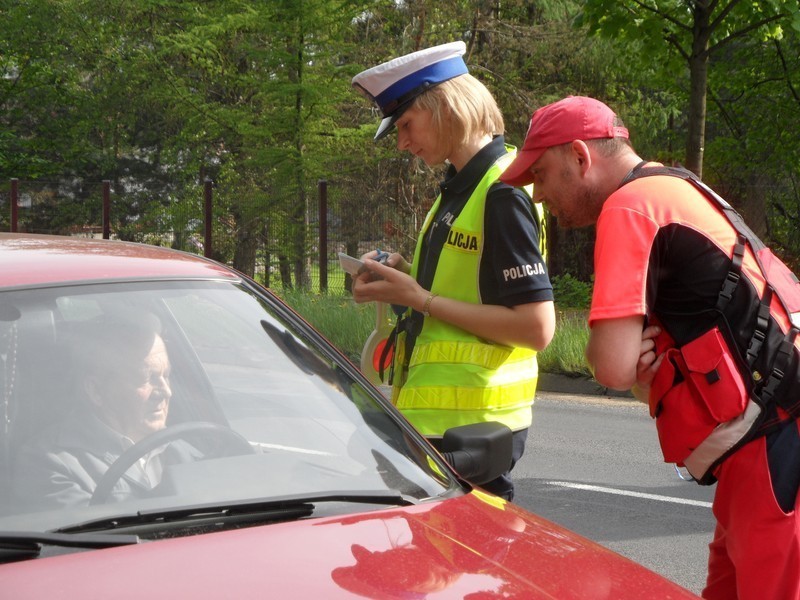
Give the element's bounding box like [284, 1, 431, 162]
[511, 389, 716, 597]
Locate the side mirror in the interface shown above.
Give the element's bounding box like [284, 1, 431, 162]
[440, 421, 512, 485]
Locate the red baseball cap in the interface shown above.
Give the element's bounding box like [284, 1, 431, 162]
[500, 96, 629, 187]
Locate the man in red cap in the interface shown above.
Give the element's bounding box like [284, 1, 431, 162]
[501, 96, 800, 600]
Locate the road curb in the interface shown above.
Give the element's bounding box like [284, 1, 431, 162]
[537, 372, 635, 400]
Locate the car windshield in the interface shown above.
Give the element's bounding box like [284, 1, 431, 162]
[0, 279, 454, 534]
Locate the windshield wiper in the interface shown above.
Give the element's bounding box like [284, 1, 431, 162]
[0, 531, 139, 563]
[54, 491, 417, 536]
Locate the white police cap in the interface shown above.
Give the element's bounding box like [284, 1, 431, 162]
[352, 41, 468, 140]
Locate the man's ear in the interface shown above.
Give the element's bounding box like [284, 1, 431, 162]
[571, 140, 592, 174]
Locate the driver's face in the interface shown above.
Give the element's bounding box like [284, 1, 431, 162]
[101, 334, 172, 443]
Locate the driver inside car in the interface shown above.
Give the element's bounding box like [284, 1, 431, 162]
[13, 311, 201, 509]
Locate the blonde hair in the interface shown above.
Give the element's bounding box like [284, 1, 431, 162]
[412, 74, 504, 147]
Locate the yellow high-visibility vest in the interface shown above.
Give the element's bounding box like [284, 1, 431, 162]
[391, 148, 546, 437]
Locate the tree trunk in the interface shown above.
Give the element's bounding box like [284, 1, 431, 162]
[289, 26, 310, 290]
[279, 254, 292, 290]
[546, 215, 595, 282]
[685, 2, 713, 178]
[233, 224, 258, 278]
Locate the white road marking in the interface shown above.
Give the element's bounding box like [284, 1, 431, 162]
[545, 480, 713, 508]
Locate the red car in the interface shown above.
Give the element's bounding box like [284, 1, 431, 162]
[0, 233, 698, 599]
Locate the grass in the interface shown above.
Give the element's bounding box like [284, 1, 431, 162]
[537, 310, 592, 377]
[257, 262, 350, 296]
[276, 290, 591, 377]
[275, 289, 374, 363]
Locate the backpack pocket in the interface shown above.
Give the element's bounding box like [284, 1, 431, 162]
[649, 327, 748, 464]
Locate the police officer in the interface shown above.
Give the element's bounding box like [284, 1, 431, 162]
[351, 42, 555, 501]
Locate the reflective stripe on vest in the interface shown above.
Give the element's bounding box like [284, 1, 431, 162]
[392, 147, 544, 437]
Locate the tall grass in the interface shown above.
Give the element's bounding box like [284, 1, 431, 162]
[276, 290, 374, 363]
[277, 290, 591, 377]
[537, 310, 591, 377]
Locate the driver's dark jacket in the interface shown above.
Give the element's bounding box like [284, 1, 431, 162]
[13, 409, 200, 510]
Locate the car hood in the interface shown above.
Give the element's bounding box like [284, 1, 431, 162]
[0, 491, 697, 599]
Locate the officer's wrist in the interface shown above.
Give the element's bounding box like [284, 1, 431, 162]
[420, 293, 438, 317]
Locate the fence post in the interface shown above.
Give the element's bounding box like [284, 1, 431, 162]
[10, 178, 19, 233]
[102, 180, 111, 239]
[318, 179, 328, 293]
[264, 218, 271, 288]
[204, 178, 213, 258]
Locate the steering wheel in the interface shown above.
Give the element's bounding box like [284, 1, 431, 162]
[89, 421, 255, 505]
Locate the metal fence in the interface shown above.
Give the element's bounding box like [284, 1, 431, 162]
[0, 178, 413, 295]
[5, 176, 792, 299]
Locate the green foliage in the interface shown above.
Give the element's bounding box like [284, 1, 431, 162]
[578, 0, 800, 175]
[276, 289, 375, 363]
[551, 274, 592, 310]
[537, 311, 591, 377]
[3, 0, 800, 274]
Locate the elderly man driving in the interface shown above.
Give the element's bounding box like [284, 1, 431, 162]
[14, 311, 198, 508]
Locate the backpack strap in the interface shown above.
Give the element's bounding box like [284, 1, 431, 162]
[746, 287, 773, 368]
[715, 234, 746, 314]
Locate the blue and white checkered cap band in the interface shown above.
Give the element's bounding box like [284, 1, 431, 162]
[352, 41, 468, 139]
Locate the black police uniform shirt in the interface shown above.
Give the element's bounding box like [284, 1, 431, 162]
[416, 135, 553, 308]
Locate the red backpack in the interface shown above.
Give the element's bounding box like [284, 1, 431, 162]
[624, 165, 800, 484]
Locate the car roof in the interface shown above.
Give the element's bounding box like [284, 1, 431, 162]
[0, 233, 239, 288]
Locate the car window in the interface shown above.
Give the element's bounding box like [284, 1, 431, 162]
[0, 280, 453, 532]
